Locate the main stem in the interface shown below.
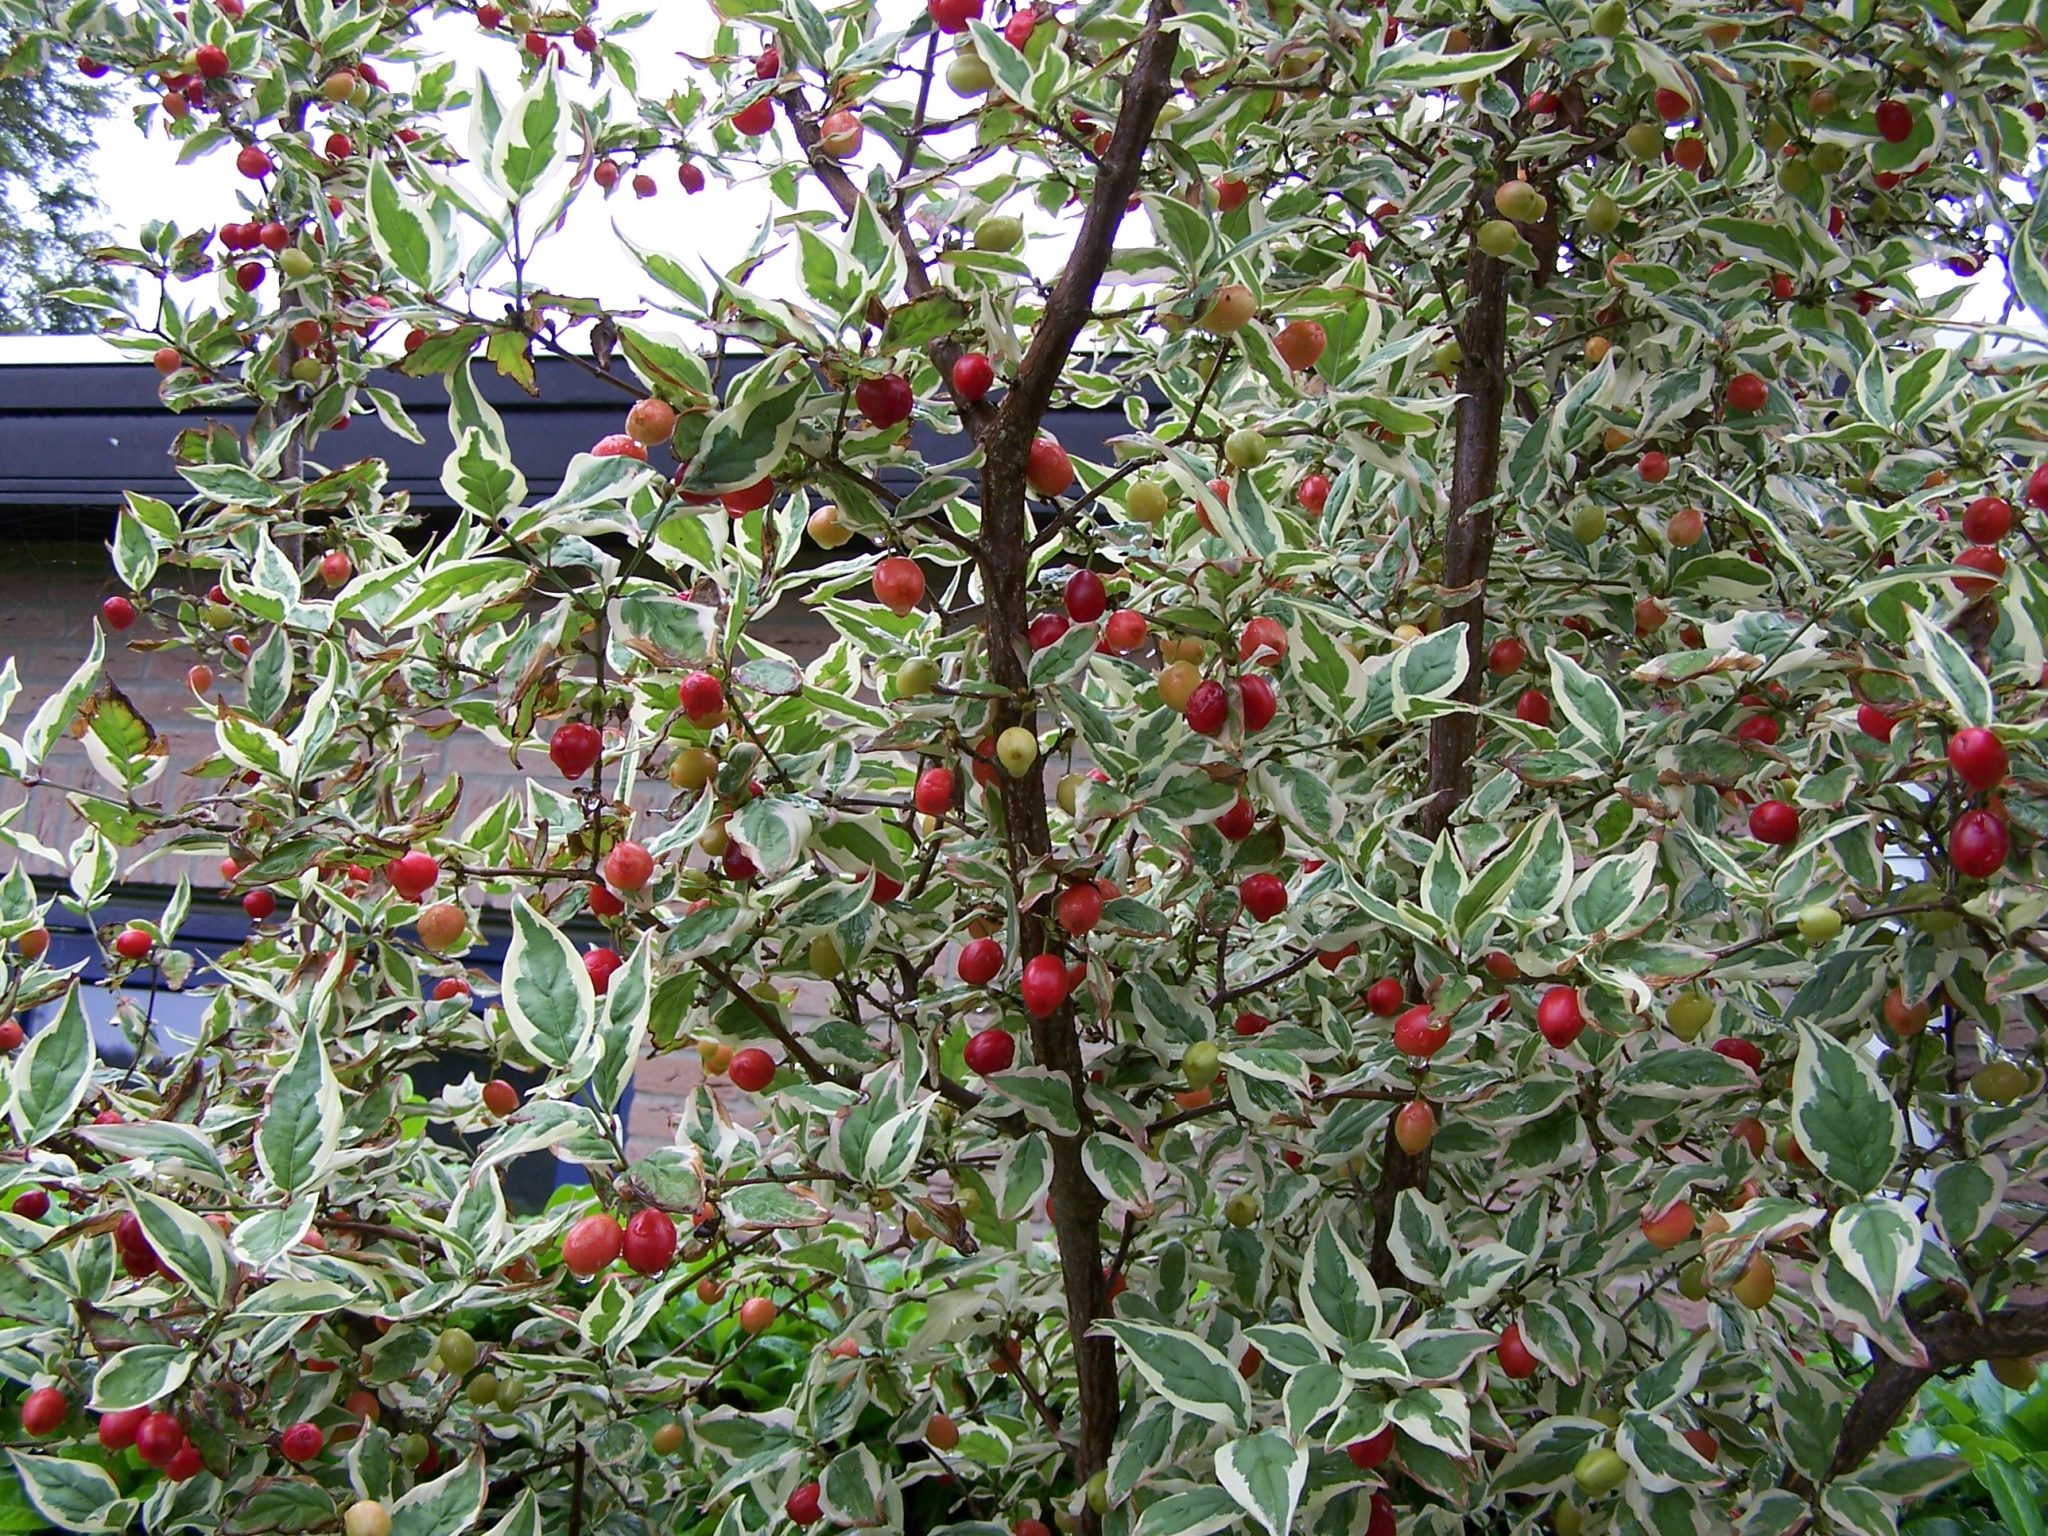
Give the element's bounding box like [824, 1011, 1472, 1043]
[975, 1, 1177, 1519]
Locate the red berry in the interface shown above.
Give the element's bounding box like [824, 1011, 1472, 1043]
[1638, 450, 1670, 483]
[1735, 713, 1780, 746]
[280, 1422, 324, 1462]
[1948, 728, 2008, 790]
[2028, 463, 2048, 512]
[679, 670, 726, 724]
[958, 937, 1004, 986]
[1064, 570, 1107, 624]
[1951, 809, 2008, 879]
[19, 1387, 65, 1437]
[1103, 610, 1149, 653]
[1954, 545, 2006, 597]
[1240, 872, 1287, 923]
[113, 927, 153, 961]
[236, 143, 273, 179]
[101, 595, 137, 630]
[1856, 703, 1898, 741]
[1233, 1011, 1270, 1036]
[573, 23, 597, 51]
[1366, 1493, 1394, 1536]
[787, 1484, 824, 1526]
[1029, 613, 1071, 651]
[1238, 674, 1277, 733]
[1495, 1322, 1539, 1379]
[952, 352, 995, 400]
[1295, 473, 1331, 514]
[602, 840, 654, 892]
[98, 1406, 148, 1451]
[1025, 436, 1074, 496]
[11, 1187, 49, 1218]
[873, 556, 925, 615]
[320, 549, 353, 586]
[1875, 98, 1913, 143]
[1346, 1427, 1395, 1469]
[563, 1213, 624, 1278]
[964, 1026, 1016, 1075]
[1367, 978, 1405, 1017]
[1962, 496, 2012, 544]
[928, 0, 984, 32]
[678, 161, 706, 193]
[732, 98, 775, 135]
[632, 172, 657, 198]
[729, 1046, 776, 1092]
[1749, 799, 1799, 846]
[755, 46, 781, 78]
[242, 887, 276, 921]
[1726, 372, 1768, 413]
[1184, 680, 1228, 736]
[1216, 795, 1257, 841]
[136, 1412, 187, 1467]
[855, 373, 915, 430]
[1653, 86, 1689, 122]
[1004, 8, 1039, 46]
[549, 721, 603, 778]
[583, 946, 623, 994]
[478, 3, 504, 25]
[1712, 1038, 1764, 1073]
[1055, 883, 1104, 936]
[166, 1442, 205, 1481]
[1020, 953, 1069, 1018]
[1239, 617, 1288, 668]
[1487, 636, 1525, 675]
[1536, 986, 1586, 1048]
[482, 1078, 519, 1115]
[623, 1207, 679, 1275]
[1392, 1005, 1450, 1059]
[1514, 689, 1552, 726]
[523, 29, 548, 56]
[914, 767, 955, 817]
[386, 851, 439, 900]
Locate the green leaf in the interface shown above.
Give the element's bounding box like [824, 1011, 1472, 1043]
[1297, 1219, 1380, 1351]
[1369, 40, 1524, 87]
[676, 373, 807, 495]
[1082, 1135, 1151, 1208]
[1829, 1199, 1922, 1318]
[1098, 1319, 1251, 1429]
[730, 797, 813, 877]
[368, 159, 445, 289]
[489, 60, 575, 198]
[1134, 1489, 1241, 1536]
[986, 1068, 1083, 1137]
[1904, 605, 1994, 726]
[1215, 1431, 1308, 1536]
[89, 1345, 193, 1411]
[1389, 1387, 1471, 1457]
[390, 1449, 487, 1536]
[502, 897, 597, 1069]
[820, 1445, 885, 1527]
[9, 984, 95, 1145]
[256, 1022, 343, 1195]
[440, 429, 525, 520]
[1546, 647, 1627, 758]
[1790, 1024, 1901, 1197]
[130, 1187, 234, 1306]
[1699, 215, 1807, 276]
[1391, 625, 1468, 715]
[880, 292, 970, 350]
[1566, 845, 1658, 938]
[2, 1454, 129, 1533]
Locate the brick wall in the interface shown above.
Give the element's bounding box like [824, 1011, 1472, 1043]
[0, 538, 844, 1162]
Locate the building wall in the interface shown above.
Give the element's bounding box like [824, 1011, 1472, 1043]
[0, 538, 844, 1164]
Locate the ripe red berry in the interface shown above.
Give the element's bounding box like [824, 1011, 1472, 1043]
[1367, 977, 1406, 1016]
[166, 1442, 204, 1481]
[855, 373, 915, 430]
[755, 46, 781, 78]
[2028, 463, 2048, 512]
[101, 595, 137, 630]
[929, 0, 984, 32]
[1184, 680, 1228, 736]
[573, 23, 597, 51]
[482, 1079, 519, 1115]
[386, 851, 439, 900]
[280, 1422, 324, 1462]
[958, 937, 1005, 986]
[952, 352, 995, 400]
[1725, 372, 1768, 413]
[1005, 8, 1039, 46]
[732, 98, 775, 136]
[623, 1207, 679, 1275]
[1055, 883, 1104, 936]
[1216, 796, 1257, 841]
[1735, 713, 1780, 746]
[1240, 872, 1287, 923]
[113, 927, 153, 961]
[678, 161, 706, 193]
[1025, 436, 1074, 496]
[1962, 496, 2013, 544]
[1029, 613, 1070, 651]
[873, 556, 925, 615]
[1295, 473, 1331, 514]
[1347, 1427, 1395, 1469]
[1238, 674, 1277, 733]
[728, 1046, 777, 1092]
[1494, 1322, 1539, 1379]
[1064, 570, 1107, 624]
[1020, 953, 1069, 1017]
[964, 1026, 1016, 1075]
[1514, 689, 1552, 726]
[1392, 1005, 1450, 1058]
[478, 3, 503, 25]
[1712, 1038, 1764, 1073]
[1638, 450, 1670, 483]
[1856, 703, 1898, 742]
[1103, 610, 1149, 653]
[914, 767, 956, 817]
[1947, 727, 2008, 790]
[787, 1484, 824, 1526]
[1749, 799, 1798, 846]
[1874, 98, 1913, 143]
[320, 549, 352, 586]
[1950, 809, 2008, 879]
[235, 143, 273, 179]
[1954, 545, 2006, 597]
[632, 172, 656, 198]
[19, 1387, 66, 1437]
[11, 1186, 49, 1218]
[98, 1406, 148, 1451]
[549, 721, 603, 779]
[136, 1411, 186, 1467]
[1233, 1011, 1270, 1035]
[1486, 636, 1525, 675]
[679, 670, 726, 724]
[1536, 986, 1586, 1048]
[583, 946, 623, 993]
[562, 1213, 624, 1278]
[242, 887, 276, 921]
[603, 840, 654, 892]
[1239, 617, 1287, 668]
[1653, 86, 1690, 122]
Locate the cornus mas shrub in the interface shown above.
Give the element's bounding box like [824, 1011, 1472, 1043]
[0, 0, 2046, 1532]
